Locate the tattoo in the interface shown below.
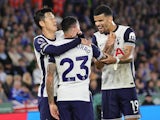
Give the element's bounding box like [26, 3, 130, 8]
[124, 48, 129, 54]
[120, 46, 133, 63]
[103, 44, 114, 54]
[46, 63, 56, 104]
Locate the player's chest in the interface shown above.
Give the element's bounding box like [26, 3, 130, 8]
[114, 36, 124, 49]
[97, 35, 124, 50]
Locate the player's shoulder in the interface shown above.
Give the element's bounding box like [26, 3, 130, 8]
[55, 30, 64, 39]
[34, 35, 47, 45]
[55, 30, 64, 37]
[93, 31, 106, 38]
[34, 34, 44, 40]
[118, 25, 134, 32]
[118, 25, 129, 30]
[94, 31, 102, 36]
[118, 25, 136, 43]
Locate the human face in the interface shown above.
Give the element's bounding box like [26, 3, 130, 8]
[94, 14, 112, 34]
[41, 12, 57, 32]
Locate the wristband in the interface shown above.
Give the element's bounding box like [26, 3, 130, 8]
[114, 57, 120, 70]
[115, 57, 120, 64]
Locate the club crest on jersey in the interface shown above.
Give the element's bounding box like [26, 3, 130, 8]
[116, 37, 121, 45]
[37, 38, 45, 44]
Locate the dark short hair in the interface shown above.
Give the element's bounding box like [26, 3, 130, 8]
[61, 16, 77, 32]
[94, 5, 113, 16]
[33, 8, 54, 29]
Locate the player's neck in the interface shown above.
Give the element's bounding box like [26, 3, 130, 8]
[110, 22, 117, 32]
[64, 32, 76, 39]
[42, 30, 56, 40]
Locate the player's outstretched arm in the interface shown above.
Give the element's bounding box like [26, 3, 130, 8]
[46, 63, 59, 120]
[34, 37, 82, 56]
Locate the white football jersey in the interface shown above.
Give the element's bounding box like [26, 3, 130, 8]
[93, 25, 136, 90]
[33, 30, 63, 97]
[53, 38, 103, 102]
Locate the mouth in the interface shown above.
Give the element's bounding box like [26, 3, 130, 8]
[98, 27, 103, 31]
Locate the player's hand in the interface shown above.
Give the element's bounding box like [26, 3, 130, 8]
[49, 103, 60, 120]
[94, 60, 104, 70]
[107, 32, 116, 46]
[103, 32, 116, 53]
[81, 38, 91, 46]
[100, 53, 116, 64]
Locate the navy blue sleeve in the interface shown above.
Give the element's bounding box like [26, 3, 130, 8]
[34, 37, 81, 56]
[91, 35, 98, 47]
[34, 37, 47, 54]
[124, 28, 136, 44]
[91, 44, 102, 59]
[48, 55, 55, 63]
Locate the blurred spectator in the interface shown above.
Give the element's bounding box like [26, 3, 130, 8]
[135, 78, 145, 95]
[22, 72, 32, 91]
[155, 80, 160, 93]
[8, 45, 22, 66]
[63, 3, 74, 17]
[0, 63, 7, 83]
[142, 94, 155, 106]
[53, 0, 65, 17]
[4, 60, 14, 75]
[32, 0, 42, 10]
[23, 45, 35, 63]
[150, 71, 159, 82]
[10, 79, 32, 103]
[0, 40, 12, 66]
[11, 80, 23, 101]
[82, 7, 92, 27]
[32, 64, 41, 85]
[31, 84, 39, 99]
[145, 80, 157, 96]
[0, 81, 8, 103]
[74, 4, 83, 21]
[13, 74, 22, 81]
[9, 0, 24, 9]
[2, 75, 13, 99]
[14, 58, 28, 75]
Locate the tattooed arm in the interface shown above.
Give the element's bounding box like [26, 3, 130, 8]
[101, 45, 134, 64]
[118, 45, 134, 63]
[46, 63, 59, 120]
[103, 32, 116, 54]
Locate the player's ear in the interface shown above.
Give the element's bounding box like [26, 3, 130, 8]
[108, 16, 113, 22]
[39, 21, 45, 27]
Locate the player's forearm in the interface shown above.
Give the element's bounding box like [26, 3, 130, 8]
[103, 44, 114, 54]
[94, 60, 104, 70]
[44, 38, 81, 56]
[118, 46, 134, 64]
[46, 75, 55, 104]
[46, 63, 56, 105]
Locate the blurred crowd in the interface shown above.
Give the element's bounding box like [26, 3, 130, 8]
[0, 0, 160, 111]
